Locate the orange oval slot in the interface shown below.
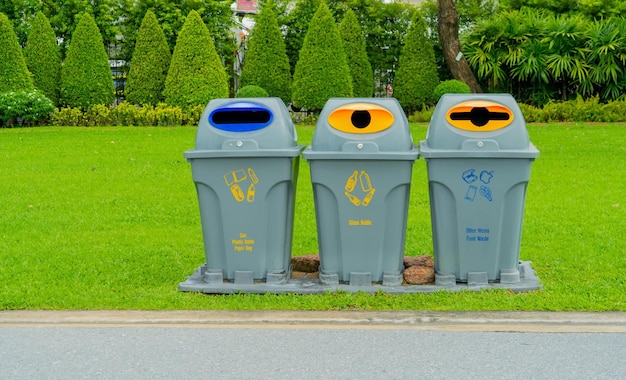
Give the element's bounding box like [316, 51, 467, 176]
[328, 103, 394, 134]
[446, 101, 514, 131]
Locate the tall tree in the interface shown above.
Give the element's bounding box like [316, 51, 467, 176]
[0, 12, 33, 92]
[284, 0, 321, 75]
[438, 0, 482, 93]
[240, 2, 292, 104]
[394, 14, 439, 113]
[339, 9, 374, 98]
[41, 0, 121, 55]
[24, 11, 61, 105]
[119, 0, 234, 69]
[59, 13, 114, 108]
[125, 10, 171, 105]
[163, 10, 228, 108]
[292, 3, 352, 111]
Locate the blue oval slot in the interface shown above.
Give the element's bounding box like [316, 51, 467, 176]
[209, 103, 273, 132]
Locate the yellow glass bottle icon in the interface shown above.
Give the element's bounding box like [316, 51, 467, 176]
[345, 170, 358, 192]
[344, 170, 376, 207]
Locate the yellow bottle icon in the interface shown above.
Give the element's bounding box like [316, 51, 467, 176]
[344, 192, 361, 206]
[359, 171, 372, 192]
[345, 170, 358, 192]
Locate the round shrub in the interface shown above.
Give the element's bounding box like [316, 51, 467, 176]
[434, 79, 471, 101]
[0, 90, 55, 127]
[235, 85, 269, 98]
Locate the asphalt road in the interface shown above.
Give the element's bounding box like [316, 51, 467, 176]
[1, 311, 625, 379]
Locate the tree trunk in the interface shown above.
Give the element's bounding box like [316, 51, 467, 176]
[437, 0, 482, 93]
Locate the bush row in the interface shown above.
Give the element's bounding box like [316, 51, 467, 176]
[50, 103, 205, 127]
[3, 93, 626, 128]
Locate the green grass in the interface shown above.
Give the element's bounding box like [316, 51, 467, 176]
[0, 124, 624, 311]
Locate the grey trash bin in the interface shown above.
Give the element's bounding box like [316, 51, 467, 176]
[184, 98, 304, 284]
[303, 98, 419, 286]
[419, 94, 539, 285]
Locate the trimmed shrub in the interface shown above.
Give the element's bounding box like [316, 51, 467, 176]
[0, 90, 54, 127]
[163, 10, 229, 108]
[85, 104, 113, 126]
[125, 10, 171, 106]
[235, 85, 269, 98]
[284, 0, 322, 75]
[433, 79, 471, 101]
[60, 13, 115, 109]
[339, 10, 374, 98]
[50, 107, 86, 126]
[240, 5, 292, 104]
[393, 14, 439, 113]
[292, 3, 352, 111]
[24, 12, 61, 105]
[0, 12, 34, 93]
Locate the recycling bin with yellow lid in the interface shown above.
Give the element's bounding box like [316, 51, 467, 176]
[179, 98, 304, 289]
[303, 98, 419, 286]
[419, 94, 539, 285]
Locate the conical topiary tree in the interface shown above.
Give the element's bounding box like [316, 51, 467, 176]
[163, 10, 228, 108]
[0, 12, 34, 93]
[339, 9, 374, 98]
[285, 0, 321, 75]
[60, 13, 115, 109]
[24, 12, 61, 105]
[393, 14, 439, 113]
[125, 10, 171, 105]
[240, 3, 291, 104]
[292, 3, 352, 111]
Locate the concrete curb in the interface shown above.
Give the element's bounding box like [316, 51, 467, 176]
[1, 310, 625, 332]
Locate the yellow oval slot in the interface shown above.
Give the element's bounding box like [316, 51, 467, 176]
[328, 103, 394, 134]
[446, 101, 514, 132]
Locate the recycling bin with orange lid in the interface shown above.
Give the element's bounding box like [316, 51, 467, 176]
[419, 94, 539, 285]
[303, 98, 419, 286]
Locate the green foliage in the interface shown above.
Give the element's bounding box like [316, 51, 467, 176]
[40, 0, 122, 55]
[24, 12, 61, 105]
[235, 85, 269, 98]
[464, 10, 626, 104]
[125, 10, 171, 106]
[339, 9, 374, 98]
[284, 0, 322, 75]
[433, 80, 471, 101]
[50, 103, 204, 127]
[292, 3, 352, 111]
[240, 4, 291, 104]
[0, 90, 55, 127]
[59, 13, 115, 109]
[163, 10, 228, 108]
[0, 12, 34, 93]
[393, 14, 439, 113]
[118, 0, 235, 71]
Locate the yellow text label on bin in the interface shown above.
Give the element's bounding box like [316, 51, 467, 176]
[446, 101, 514, 132]
[328, 103, 394, 134]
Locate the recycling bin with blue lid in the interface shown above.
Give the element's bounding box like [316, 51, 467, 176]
[419, 94, 539, 285]
[303, 98, 419, 286]
[181, 98, 304, 286]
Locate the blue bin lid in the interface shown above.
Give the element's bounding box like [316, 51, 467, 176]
[185, 98, 302, 158]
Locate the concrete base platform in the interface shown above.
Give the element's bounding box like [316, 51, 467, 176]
[178, 261, 542, 295]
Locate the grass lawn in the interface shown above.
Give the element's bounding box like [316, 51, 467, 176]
[0, 123, 624, 311]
